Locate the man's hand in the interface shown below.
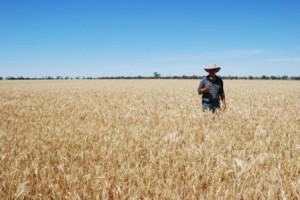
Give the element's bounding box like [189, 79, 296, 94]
[198, 84, 211, 95]
[199, 84, 211, 94]
[221, 100, 226, 111]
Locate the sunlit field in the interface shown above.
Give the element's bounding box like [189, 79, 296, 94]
[0, 80, 299, 199]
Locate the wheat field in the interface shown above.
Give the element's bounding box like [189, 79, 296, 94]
[0, 80, 299, 199]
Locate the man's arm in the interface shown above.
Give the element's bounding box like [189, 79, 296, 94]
[221, 98, 226, 111]
[219, 79, 226, 110]
[198, 78, 210, 95]
[198, 86, 210, 95]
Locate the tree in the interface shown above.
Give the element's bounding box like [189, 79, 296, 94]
[0, 77, 3, 80]
[153, 72, 161, 78]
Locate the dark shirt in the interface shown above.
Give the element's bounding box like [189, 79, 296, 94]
[198, 76, 225, 103]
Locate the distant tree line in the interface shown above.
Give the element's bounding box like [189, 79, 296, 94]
[1, 75, 299, 80]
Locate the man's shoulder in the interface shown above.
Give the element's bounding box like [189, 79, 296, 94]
[216, 75, 223, 82]
[201, 76, 209, 81]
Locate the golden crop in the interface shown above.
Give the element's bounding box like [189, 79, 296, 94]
[0, 80, 299, 199]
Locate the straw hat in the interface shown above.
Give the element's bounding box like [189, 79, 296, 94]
[204, 64, 221, 72]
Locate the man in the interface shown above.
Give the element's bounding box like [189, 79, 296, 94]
[198, 64, 226, 112]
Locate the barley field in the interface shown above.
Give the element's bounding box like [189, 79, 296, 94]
[0, 80, 299, 199]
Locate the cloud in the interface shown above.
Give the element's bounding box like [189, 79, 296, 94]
[221, 49, 269, 58]
[147, 49, 269, 66]
[268, 56, 300, 62]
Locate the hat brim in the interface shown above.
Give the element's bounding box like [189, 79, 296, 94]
[205, 67, 220, 73]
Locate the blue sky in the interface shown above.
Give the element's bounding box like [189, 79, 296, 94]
[0, 0, 299, 77]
